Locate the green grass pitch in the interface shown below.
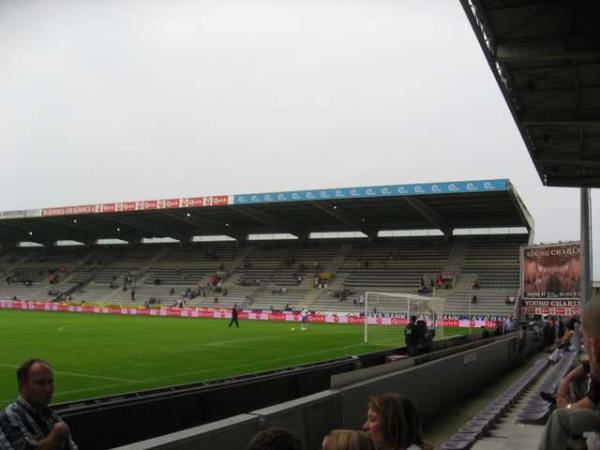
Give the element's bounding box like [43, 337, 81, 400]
[0, 310, 469, 407]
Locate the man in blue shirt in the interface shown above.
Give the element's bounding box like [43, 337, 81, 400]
[0, 359, 77, 450]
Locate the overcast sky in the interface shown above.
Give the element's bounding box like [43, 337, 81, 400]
[0, 0, 597, 277]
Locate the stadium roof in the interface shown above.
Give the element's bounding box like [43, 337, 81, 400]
[461, 1, 600, 188]
[0, 178, 532, 245]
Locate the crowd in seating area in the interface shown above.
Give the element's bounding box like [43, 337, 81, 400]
[0, 235, 527, 317]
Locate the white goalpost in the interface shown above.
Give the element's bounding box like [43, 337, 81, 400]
[363, 291, 446, 345]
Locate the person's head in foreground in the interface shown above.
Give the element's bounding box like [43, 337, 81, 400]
[363, 392, 427, 450]
[582, 300, 600, 377]
[247, 427, 303, 450]
[322, 429, 375, 450]
[17, 358, 54, 409]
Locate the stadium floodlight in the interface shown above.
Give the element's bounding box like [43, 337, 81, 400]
[363, 291, 446, 345]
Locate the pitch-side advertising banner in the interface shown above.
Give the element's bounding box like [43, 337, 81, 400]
[0, 301, 504, 328]
[521, 242, 580, 303]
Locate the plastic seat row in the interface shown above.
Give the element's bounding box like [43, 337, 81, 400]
[441, 358, 549, 450]
[517, 350, 578, 425]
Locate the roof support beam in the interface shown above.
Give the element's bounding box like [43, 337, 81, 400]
[0, 222, 51, 243]
[496, 37, 600, 63]
[100, 216, 186, 241]
[546, 177, 600, 187]
[308, 201, 377, 238]
[400, 197, 449, 235]
[537, 150, 600, 166]
[158, 211, 219, 235]
[224, 228, 248, 242]
[230, 206, 305, 238]
[0, 227, 23, 243]
[521, 108, 600, 125]
[159, 211, 246, 241]
[45, 218, 100, 243]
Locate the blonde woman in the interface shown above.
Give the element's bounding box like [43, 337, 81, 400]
[322, 430, 375, 450]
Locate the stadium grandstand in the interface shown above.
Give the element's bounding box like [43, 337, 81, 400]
[0, 178, 531, 318]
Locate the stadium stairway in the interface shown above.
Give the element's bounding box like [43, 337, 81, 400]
[224, 245, 254, 275]
[444, 239, 468, 277]
[132, 246, 173, 285]
[441, 351, 581, 450]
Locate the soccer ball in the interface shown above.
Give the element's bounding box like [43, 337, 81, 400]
[290, 327, 295, 331]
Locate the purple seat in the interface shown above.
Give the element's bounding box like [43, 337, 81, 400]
[441, 432, 478, 450]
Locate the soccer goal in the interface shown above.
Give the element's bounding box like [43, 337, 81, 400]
[363, 291, 446, 345]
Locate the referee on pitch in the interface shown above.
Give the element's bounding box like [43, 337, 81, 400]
[228, 303, 240, 328]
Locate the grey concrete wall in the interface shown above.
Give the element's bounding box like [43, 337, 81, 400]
[251, 390, 340, 450]
[111, 414, 259, 450]
[337, 337, 515, 430]
[111, 334, 543, 450]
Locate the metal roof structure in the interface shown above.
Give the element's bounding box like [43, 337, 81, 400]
[0, 179, 532, 245]
[461, 0, 600, 187]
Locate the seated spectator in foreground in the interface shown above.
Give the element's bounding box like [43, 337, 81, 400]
[247, 427, 303, 450]
[362, 392, 430, 450]
[549, 318, 576, 353]
[0, 358, 77, 449]
[540, 358, 598, 410]
[322, 430, 374, 450]
[538, 301, 600, 450]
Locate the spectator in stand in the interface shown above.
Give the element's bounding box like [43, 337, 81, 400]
[538, 301, 600, 450]
[247, 427, 302, 450]
[0, 359, 77, 449]
[362, 393, 430, 450]
[549, 318, 576, 353]
[540, 358, 598, 409]
[322, 430, 374, 450]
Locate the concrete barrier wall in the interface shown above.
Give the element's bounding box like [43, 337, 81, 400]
[111, 414, 259, 450]
[111, 334, 542, 450]
[251, 390, 340, 450]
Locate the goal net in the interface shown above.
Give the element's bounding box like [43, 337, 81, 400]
[363, 291, 445, 346]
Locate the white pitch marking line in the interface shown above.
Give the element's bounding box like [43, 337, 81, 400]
[0, 363, 136, 383]
[139, 342, 367, 384]
[205, 334, 286, 347]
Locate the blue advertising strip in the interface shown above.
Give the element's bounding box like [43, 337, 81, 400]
[233, 179, 508, 205]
